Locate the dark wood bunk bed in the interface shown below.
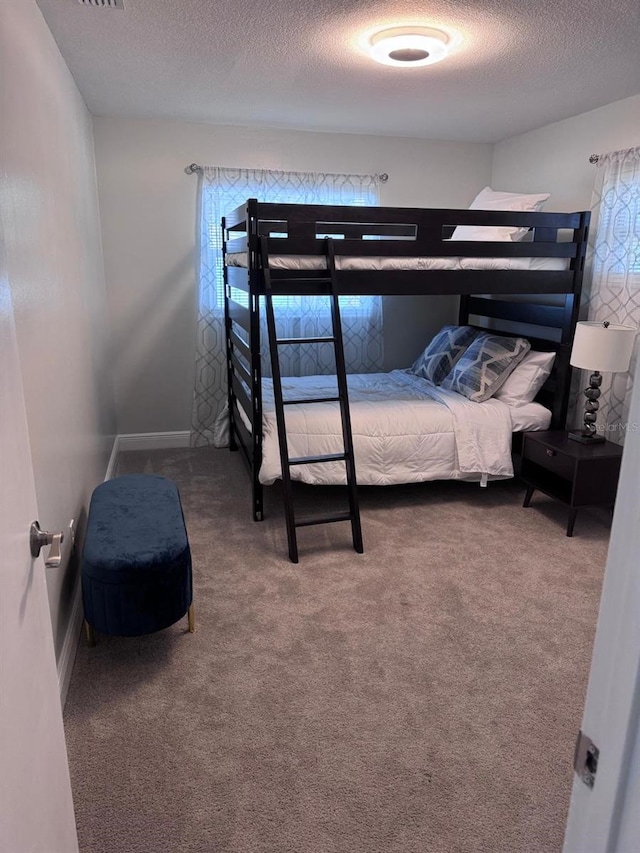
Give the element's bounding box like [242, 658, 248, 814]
[222, 198, 589, 560]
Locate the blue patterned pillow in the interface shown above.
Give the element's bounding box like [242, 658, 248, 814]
[441, 333, 531, 402]
[410, 325, 479, 384]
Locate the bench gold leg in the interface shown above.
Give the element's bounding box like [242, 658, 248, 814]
[85, 620, 96, 647]
[187, 603, 195, 633]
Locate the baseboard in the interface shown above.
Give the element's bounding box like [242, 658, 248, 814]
[58, 434, 119, 708]
[58, 579, 84, 708]
[117, 430, 191, 452]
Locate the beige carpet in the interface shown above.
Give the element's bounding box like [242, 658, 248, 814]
[64, 447, 609, 853]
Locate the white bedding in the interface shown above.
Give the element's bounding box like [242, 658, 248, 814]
[256, 370, 551, 486]
[226, 252, 569, 272]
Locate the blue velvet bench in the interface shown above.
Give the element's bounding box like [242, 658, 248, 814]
[82, 474, 194, 646]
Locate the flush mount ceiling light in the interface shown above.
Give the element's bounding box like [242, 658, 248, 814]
[369, 26, 450, 67]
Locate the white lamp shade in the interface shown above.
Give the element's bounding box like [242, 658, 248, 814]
[570, 322, 636, 372]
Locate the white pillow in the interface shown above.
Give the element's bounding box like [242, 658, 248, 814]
[451, 186, 550, 243]
[494, 350, 556, 406]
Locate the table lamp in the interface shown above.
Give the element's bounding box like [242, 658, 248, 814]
[569, 320, 636, 443]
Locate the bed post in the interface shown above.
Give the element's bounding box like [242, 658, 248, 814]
[458, 294, 471, 326]
[551, 290, 581, 431]
[222, 216, 238, 453]
[553, 210, 589, 430]
[247, 199, 264, 521]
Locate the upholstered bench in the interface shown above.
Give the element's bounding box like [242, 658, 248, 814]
[82, 474, 194, 646]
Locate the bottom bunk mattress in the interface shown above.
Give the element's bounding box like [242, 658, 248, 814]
[255, 370, 551, 486]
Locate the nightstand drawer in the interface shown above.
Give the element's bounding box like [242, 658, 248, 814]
[524, 438, 575, 481]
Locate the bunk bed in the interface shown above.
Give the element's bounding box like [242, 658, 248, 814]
[221, 198, 589, 558]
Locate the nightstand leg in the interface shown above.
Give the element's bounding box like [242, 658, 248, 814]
[523, 486, 535, 508]
[566, 509, 578, 537]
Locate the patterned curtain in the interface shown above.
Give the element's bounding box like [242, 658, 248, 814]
[191, 167, 383, 446]
[580, 148, 640, 443]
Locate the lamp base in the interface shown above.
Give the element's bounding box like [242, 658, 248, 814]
[568, 431, 606, 445]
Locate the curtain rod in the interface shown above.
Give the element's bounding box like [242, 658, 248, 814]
[185, 163, 389, 182]
[589, 154, 600, 164]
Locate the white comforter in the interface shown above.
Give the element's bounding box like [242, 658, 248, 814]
[259, 371, 526, 486]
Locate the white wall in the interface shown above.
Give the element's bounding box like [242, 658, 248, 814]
[1, 0, 116, 662]
[93, 117, 493, 433]
[492, 95, 640, 210]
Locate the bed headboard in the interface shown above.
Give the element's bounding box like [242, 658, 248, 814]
[458, 294, 579, 431]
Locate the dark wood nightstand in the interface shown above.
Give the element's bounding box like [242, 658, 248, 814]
[521, 431, 623, 536]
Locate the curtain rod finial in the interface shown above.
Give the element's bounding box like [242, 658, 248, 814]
[185, 163, 202, 175]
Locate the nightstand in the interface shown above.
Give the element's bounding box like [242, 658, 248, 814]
[521, 431, 623, 536]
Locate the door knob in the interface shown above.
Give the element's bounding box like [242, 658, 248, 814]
[29, 521, 65, 568]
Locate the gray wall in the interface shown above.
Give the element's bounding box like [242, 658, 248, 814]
[492, 95, 640, 211]
[2, 0, 116, 661]
[491, 95, 640, 428]
[92, 117, 493, 433]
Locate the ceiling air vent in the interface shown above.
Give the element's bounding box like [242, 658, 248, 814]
[77, 0, 125, 8]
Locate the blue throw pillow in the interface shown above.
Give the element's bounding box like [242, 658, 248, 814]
[410, 325, 479, 384]
[441, 333, 531, 402]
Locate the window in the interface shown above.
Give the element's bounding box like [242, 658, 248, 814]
[192, 167, 384, 444]
[199, 168, 380, 315]
[594, 153, 640, 281]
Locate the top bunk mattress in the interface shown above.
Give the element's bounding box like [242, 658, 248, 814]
[225, 252, 569, 272]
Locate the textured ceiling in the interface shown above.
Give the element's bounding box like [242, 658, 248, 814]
[37, 0, 640, 143]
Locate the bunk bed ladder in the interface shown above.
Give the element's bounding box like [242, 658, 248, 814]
[260, 236, 364, 563]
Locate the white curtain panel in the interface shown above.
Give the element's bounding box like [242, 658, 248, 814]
[190, 167, 383, 446]
[580, 147, 640, 442]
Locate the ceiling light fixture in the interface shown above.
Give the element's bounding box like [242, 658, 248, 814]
[369, 27, 450, 67]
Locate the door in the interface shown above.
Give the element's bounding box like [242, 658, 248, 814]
[563, 351, 640, 852]
[0, 250, 78, 850]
